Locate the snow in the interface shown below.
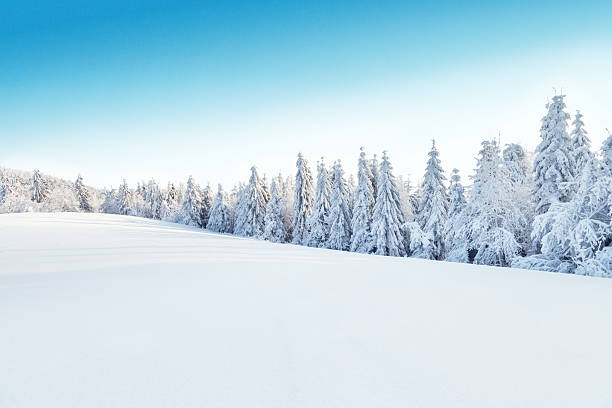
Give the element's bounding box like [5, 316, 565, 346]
[1, 212, 612, 408]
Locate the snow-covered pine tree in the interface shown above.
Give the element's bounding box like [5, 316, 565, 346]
[503, 143, 535, 252]
[306, 158, 332, 247]
[326, 160, 352, 250]
[31, 169, 49, 203]
[200, 183, 213, 227]
[520, 155, 612, 276]
[346, 174, 356, 213]
[444, 168, 467, 254]
[74, 175, 93, 212]
[371, 151, 407, 257]
[370, 154, 379, 200]
[262, 178, 287, 243]
[279, 174, 294, 236]
[234, 166, 269, 237]
[571, 110, 592, 176]
[116, 179, 133, 216]
[448, 141, 525, 266]
[397, 175, 415, 221]
[350, 147, 375, 253]
[533, 95, 576, 215]
[161, 182, 180, 221]
[206, 185, 233, 233]
[181, 176, 204, 227]
[602, 130, 612, 169]
[292, 153, 314, 244]
[150, 181, 164, 220]
[100, 188, 118, 214]
[417, 140, 448, 259]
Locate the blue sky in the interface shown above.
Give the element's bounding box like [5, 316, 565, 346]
[2, 0, 612, 188]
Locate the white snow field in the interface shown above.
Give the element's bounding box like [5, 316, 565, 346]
[1, 213, 612, 408]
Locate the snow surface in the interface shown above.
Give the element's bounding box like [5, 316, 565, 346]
[1, 213, 612, 408]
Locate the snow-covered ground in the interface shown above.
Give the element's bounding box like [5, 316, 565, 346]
[1, 213, 612, 408]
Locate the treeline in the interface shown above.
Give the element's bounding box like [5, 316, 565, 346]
[1, 95, 610, 276]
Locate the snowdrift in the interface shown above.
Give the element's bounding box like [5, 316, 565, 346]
[1, 213, 612, 407]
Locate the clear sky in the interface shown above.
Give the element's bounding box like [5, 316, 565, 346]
[2, 0, 611, 189]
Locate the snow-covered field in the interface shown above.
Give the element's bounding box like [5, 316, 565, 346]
[1, 213, 612, 408]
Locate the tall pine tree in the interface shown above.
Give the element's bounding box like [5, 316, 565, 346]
[371, 152, 407, 257]
[571, 110, 592, 176]
[292, 153, 314, 244]
[234, 166, 269, 237]
[326, 160, 352, 251]
[350, 147, 375, 253]
[417, 140, 448, 259]
[306, 158, 331, 247]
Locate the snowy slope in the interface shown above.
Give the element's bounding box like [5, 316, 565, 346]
[1, 213, 612, 408]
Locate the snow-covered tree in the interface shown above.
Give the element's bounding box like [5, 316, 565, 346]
[306, 158, 331, 247]
[417, 140, 448, 259]
[292, 153, 314, 244]
[234, 166, 269, 237]
[370, 154, 379, 200]
[371, 152, 407, 257]
[571, 110, 592, 176]
[444, 168, 467, 253]
[31, 169, 49, 203]
[116, 180, 134, 216]
[448, 141, 525, 266]
[181, 176, 203, 227]
[326, 160, 352, 251]
[404, 221, 434, 259]
[533, 95, 576, 215]
[262, 179, 287, 243]
[397, 175, 415, 221]
[200, 183, 213, 227]
[503, 143, 535, 252]
[523, 156, 611, 275]
[100, 188, 118, 214]
[74, 175, 93, 212]
[206, 185, 232, 233]
[350, 147, 375, 253]
[602, 130, 612, 169]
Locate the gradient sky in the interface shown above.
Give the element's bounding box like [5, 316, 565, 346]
[2, 0, 612, 189]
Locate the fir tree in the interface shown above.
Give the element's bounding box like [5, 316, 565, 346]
[601, 130, 612, 169]
[206, 185, 232, 233]
[292, 153, 314, 244]
[571, 110, 592, 176]
[31, 169, 49, 203]
[417, 140, 448, 259]
[117, 180, 133, 216]
[74, 175, 93, 212]
[326, 160, 352, 250]
[370, 154, 379, 200]
[533, 95, 576, 215]
[181, 176, 203, 227]
[306, 158, 331, 247]
[448, 141, 525, 266]
[444, 168, 467, 253]
[262, 178, 287, 243]
[350, 147, 375, 253]
[200, 183, 213, 227]
[234, 166, 269, 237]
[371, 151, 407, 257]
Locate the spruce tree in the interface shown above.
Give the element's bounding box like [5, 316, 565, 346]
[117, 180, 133, 216]
[207, 185, 233, 233]
[234, 166, 269, 237]
[371, 151, 407, 257]
[533, 95, 576, 215]
[444, 168, 467, 254]
[370, 154, 379, 200]
[601, 130, 612, 169]
[571, 110, 592, 176]
[262, 178, 287, 243]
[417, 140, 448, 259]
[326, 160, 352, 250]
[181, 176, 203, 227]
[448, 141, 525, 266]
[200, 183, 214, 227]
[306, 158, 331, 247]
[31, 169, 49, 203]
[74, 175, 93, 212]
[350, 147, 375, 253]
[292, 153, 314, 244]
